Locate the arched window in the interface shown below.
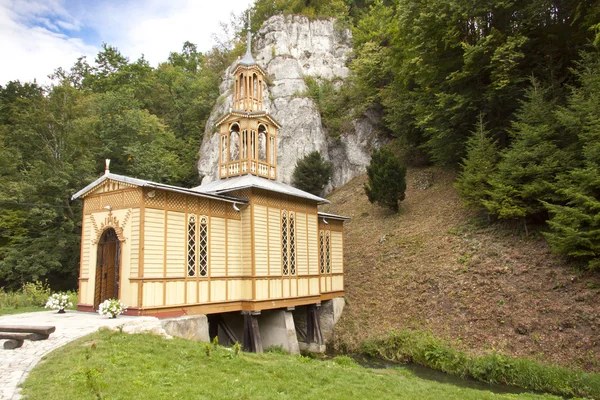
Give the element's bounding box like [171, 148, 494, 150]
[258, 125, 267, 162]
[281, 211, 288, 275]
[221, 135, 227, 163]
[242, 130, 248, 159]
[289, 212, 296, 276]
[230, 124, 240, 161]
[325, 231, 331, 274]
[269, 136, 275, 164]
[187, 215, 197, 277]
[199, 216, 208, 276]
[250, 130, 256, 159]
[319, 230, 325, 274]
[281, 210, 296, 276]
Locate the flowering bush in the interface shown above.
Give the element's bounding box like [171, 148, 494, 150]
[98, 299, 127, 318]
[45, 293, 72, 312]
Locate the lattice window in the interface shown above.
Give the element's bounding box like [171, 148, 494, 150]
[199, 216, 208, 277]
[319, 230, 325, 274]
[289, 212, 296, 275]
[282, 211, 289, 275]
[187, 215, 197, 277]
[325, 231, 331, 274]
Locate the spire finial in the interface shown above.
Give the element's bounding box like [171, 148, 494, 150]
[105, 159, 110, 175]
[246, 12, 252, 57]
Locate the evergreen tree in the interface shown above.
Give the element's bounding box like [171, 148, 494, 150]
[455, 114, 499, 211]
[364, 148, 407, 212]
[544, 52, 600, 269]
[291, 151, 333, 196]
[483, 79, 576, 231]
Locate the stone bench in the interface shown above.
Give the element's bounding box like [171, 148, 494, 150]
[0, 325, 56, 349]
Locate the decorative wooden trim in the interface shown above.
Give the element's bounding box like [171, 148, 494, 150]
[78, 206, 86, 305]
[250, 191, 256, 300]
[91, 209, 131, 244]
[77, 304, 95, 312]
[320, 291, 344, 301]
[163, 207, 168, 306]
[138, 199, 145, 308]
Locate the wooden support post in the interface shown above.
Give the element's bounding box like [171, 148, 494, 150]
[208, 314, 220, 341]
[242, 311, 263, 353]
[306, 304, 323, 345]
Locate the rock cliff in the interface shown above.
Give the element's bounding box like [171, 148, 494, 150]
[198, 15, 382, 189]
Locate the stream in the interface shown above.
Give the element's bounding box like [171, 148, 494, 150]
[348, 355, 560, 398]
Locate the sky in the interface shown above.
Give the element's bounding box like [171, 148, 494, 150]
[0, 0, 254, 85]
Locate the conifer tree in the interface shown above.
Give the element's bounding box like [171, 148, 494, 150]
[291, 151, 333, 196]
[364, 148, 407, 212]
[454, 114, 499, 211]
[544, 52, 600, 269]
[483, 79, 576, 232]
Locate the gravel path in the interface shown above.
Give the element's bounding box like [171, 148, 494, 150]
[0, 311, 159, 400]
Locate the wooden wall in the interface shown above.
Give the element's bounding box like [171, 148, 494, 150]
[78, 180, 345, 315]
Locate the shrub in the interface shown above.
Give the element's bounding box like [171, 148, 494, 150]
[291, 151, 333, 196]
[360, 329, 600, 398]
[364, 148, 407, 212]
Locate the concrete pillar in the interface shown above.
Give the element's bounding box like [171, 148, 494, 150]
[258, 309, 300, 354]
[160, 315, 209, 342]
[319, 298, 345, 343]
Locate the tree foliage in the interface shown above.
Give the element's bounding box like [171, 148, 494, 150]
[543, 52, 600, 269]
[364, 148, 407, 212]
[454, 115, 499, 211]
[0, 41, 224, 289]
[291, 151, 333, 196]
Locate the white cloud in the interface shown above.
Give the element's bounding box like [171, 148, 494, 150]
[0, 0, 254, 85]
[0, 1, 97, 85]
[84, 0, 253, 65]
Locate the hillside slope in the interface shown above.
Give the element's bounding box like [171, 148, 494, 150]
[321, 168, 600, 371]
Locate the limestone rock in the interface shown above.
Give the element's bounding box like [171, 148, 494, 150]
[198, 15, 383, 190]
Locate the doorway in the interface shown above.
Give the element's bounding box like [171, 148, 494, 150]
[94, 228, 121, 309]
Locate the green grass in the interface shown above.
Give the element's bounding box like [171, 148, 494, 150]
[20, 329, 560, 400]
[0, 281, 76, 316]
[360, 329, 600, 399]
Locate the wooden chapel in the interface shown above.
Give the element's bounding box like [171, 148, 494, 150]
[71, 27, 349, 344]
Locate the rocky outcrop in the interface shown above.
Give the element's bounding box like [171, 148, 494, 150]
[198, 15, 383, 189]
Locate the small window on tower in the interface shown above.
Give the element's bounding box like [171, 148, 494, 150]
[230, 124, 240, 161]
[258, 125, 267, 162]
[221, 135, 227, 163]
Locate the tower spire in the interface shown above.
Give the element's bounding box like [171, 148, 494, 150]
[239, 12, 256, 65]
[246, 12, 252, 56]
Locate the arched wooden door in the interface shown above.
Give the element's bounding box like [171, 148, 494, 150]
[94, 228, 121, 309]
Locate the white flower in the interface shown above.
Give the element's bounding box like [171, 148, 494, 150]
[97, 299, 127, 317]
[44, 293, 73, 310]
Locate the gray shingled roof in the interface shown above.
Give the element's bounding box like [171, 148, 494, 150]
[192, 175, 330, 205]
[71, 173, 245, 204]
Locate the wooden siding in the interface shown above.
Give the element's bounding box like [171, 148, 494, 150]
[331, 231, 344, 274]
[210, 217, 226, 277]
[81, 216, 91, 278]
[166, 211, 186, 277]
[307, 214, 319, 275]
[296, 212, 308, 275]
[241, 206, 252, 276]
[143, 209, 165, 278]
[227, 219, 242, 275]
[165, 281, 185, 305]
[253, 205, 268, 276]
[268, 207, 281, 276]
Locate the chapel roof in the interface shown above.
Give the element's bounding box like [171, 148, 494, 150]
[193, 174, 330, 205]
[71, 173, 246, 204]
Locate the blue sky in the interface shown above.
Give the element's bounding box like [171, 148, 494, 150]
[0, 0, 254, 85]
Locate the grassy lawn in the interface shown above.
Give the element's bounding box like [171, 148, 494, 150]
[21, 329, 560, 400]
[0, 306, 46, 316]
